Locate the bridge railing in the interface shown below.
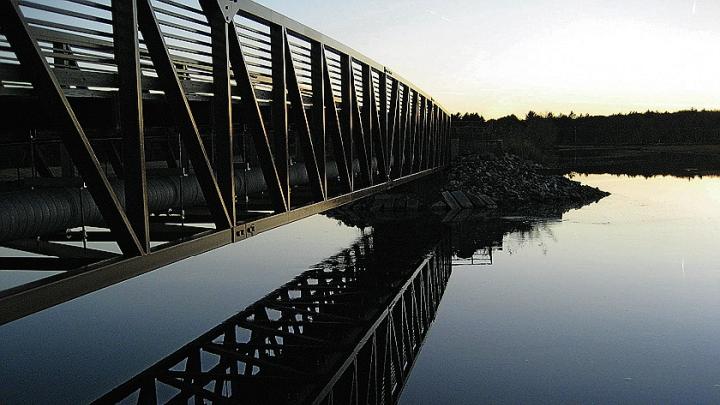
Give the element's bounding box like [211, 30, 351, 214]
[0, 0, 450, 325]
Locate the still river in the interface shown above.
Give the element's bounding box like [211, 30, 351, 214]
[2, 173, 720, 403]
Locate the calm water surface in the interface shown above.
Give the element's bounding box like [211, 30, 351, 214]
[2, 173, 720, 403]
[402, 173, 720, 404]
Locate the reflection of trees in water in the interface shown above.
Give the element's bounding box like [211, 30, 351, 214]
[329, 207, 572, 265]
[452, 216, 560, 260]
[328, 182, 597, 266]
[558, 149, 720, 178]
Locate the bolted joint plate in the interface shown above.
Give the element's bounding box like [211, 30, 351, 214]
[216, 0, 243, 23]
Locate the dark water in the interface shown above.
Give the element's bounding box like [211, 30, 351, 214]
[402, 174, 720, 404]
[2, 173, 720, 403]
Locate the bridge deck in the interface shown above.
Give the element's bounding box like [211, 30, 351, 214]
[0, 0, 451, 325]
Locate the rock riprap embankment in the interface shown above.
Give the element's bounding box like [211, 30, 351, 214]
[441, 153, 609, 211]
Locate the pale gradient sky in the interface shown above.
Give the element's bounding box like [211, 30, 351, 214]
[256, 0, 720, 118]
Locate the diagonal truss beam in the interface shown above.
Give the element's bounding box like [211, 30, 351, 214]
[361, 64, 375, 183]
[137, 0, 232, 229]
[228, 22, 288, 213]
[284, 31, 326, 201]
[387, 80, 400, 178]
[348, 59, 372, 187]
[407, 91, 420, 174]
[379, 72, 389, 178]
[310, 42, 327, 194]
[369, 71, 387, 180]
[321, 46, 352, 191]
[0, 1, 144, 256]
[393, 84, 410, 179]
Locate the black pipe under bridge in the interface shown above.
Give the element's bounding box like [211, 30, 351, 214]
[0, 0, 451, 325]
[96, 224, 452, 404]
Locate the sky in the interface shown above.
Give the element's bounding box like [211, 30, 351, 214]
[255, 0, 720, 118]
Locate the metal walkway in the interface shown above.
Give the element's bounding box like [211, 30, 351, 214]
[0, 0, 451, 325]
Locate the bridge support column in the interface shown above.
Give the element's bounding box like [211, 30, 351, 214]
[112, 0, 150, 251]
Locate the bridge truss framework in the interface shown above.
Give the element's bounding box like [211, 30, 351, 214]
[0, 0, 450, 325]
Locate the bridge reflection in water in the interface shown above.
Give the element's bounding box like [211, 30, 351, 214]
[97, 222, 451, 404]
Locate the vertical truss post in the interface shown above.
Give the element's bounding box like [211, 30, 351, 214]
[446, 113, 451, 165]
[424, 101, 431, 170]
[428, 104, 434, 169]
[284, 31, 325, 201]
[361, 65, 373, 183]
[387, 80, 399, 178]
[408, 91, 419, 175]
[433, 104, 440, 167]
[437, 112, 443, 167]
[0, 1, 143, 256]
[340, 54, 354, 190]
[321, 46, 352, 191]
[370, 71, 387, 180]
[349, 59, 371, 187]
[393, 84, 410, 179]
[417, 96, 427, 171]
[112, 0, 149, 251]
[311, 41, 327, 195]
[425, 100, 434, 169]
[437, 112, 442, 166]
[379, 71, 389, 179]
[137, 0, 231, 229]
[438, 112, 444, 166]
[202, 0, 236, 226]
[228, 24, 288, 213]
[270, 25, 290, 208]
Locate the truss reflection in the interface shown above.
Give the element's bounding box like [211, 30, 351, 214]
[97, 223, 451, 404]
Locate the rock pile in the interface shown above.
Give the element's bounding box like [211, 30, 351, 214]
[328, 153, 610, 225]
[443, 153, 609, 211]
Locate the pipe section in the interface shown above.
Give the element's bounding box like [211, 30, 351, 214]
[0, 160, 349, 242]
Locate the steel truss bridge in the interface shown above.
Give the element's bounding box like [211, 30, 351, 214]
[0, 0, 451, 325]
[96, 225, 452, 404]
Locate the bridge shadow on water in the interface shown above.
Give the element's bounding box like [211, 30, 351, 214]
[96, 211, 561, 405]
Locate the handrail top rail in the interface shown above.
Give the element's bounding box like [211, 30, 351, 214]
[236, 0, 447, 113]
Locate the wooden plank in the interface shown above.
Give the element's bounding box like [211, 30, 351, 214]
[450, 191, 473, 209]
[441, 191, 461, 211]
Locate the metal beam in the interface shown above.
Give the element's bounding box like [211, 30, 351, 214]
[270, 25, 290, 209]
[310, 41, 327, 195]
[2, 239, 116, 260]
[393, 84, 410, 179]
[361, 64, 375, 184]
[340, 54, 354, 190]
[228, 23, 288, 213]
[0, 1, 144, 257]
[369, 71, 387, 180]
[379, 71, 389, 178]
[202, 0, 236, 227]
[137, 0, 232, 229]
[321, 46, 352, 192]
[112, 0, 150, 251]
[349, 59, 371, 187]
[0, 167, 442, 326]
[284, 32, 325, 201]
[387, 80, 399, 178]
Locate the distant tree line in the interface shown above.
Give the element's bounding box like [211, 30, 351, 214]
[452, 109, 720, 147]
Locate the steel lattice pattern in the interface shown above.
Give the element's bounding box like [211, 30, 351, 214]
[97, 233, 452, 404]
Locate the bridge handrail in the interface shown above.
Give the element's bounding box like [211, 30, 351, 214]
[0, 0, 447, 114]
